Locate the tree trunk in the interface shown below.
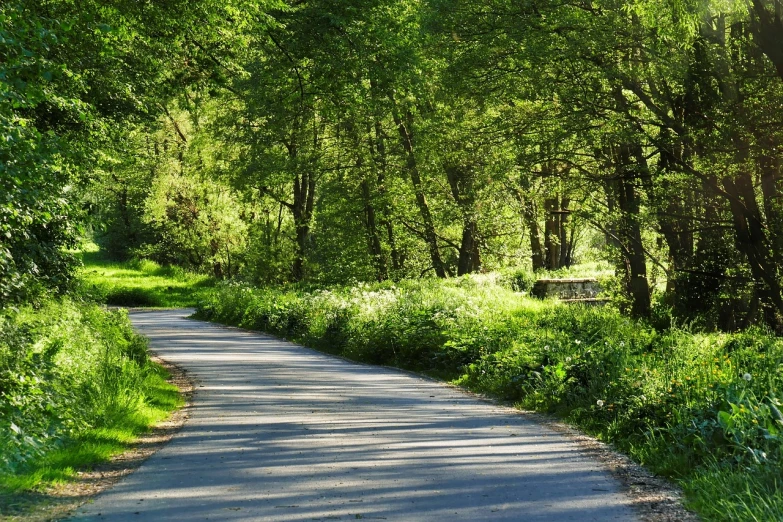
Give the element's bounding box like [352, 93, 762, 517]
[526, 205, 545, 271]
[512, 174, 545, 271]
[445, 164, 481, 275]
[369, 117, 402, 274]
[544, 197, 559, 270]
[456, 216, 481, 275]
[748, 0, 783, 82]
[391, 106, 447, 277]
[722, 171, 783, 331]
[289, 143, 316, 282]
[558, 197, 571, 268]
[653, 133, 694, 293]
[618, 176, 651, 318]
[612, 143, 651, 318]
[759, 138, 783, 268]
[360, 177, 387, 281]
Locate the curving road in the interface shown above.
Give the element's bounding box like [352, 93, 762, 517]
[71, 309, 640, 521]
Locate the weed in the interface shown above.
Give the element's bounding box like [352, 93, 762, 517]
[0, 299, 182, 500]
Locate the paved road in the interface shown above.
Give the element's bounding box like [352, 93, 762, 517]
[71, 309, 640, 521]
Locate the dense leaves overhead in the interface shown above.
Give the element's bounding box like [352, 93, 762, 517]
[0, 0, 275, 304]
[3, 0, 783, 331]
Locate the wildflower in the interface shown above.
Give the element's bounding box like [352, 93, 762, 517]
[743, 373, 752, 382]
[544, 345, 550, 351]
[566, 357, 572, 362]
[619, 341, 625, 348]
[596, 399, 604, 407]
[575, 339, 582, 345]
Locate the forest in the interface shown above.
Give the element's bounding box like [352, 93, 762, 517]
[2, 0, 783, 328]
[2, 0, 783, 519]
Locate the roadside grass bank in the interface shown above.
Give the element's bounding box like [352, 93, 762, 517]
[196, 276, 783, 521]
[0, 299, 183, 516]
[78, 248, 216, 308]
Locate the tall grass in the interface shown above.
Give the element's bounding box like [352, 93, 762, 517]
[0, 299, 182, 497]
[78, 248, 215, 308]
[197, 275, 783, 520]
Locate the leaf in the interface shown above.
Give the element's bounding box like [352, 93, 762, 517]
[717, 410, 733, 430]
[769, 402, 783, 424]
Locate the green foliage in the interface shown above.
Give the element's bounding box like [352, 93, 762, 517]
[684, 464, 783, 521]
[197, 275, 783, 520]
[140, 170, 247, 277]
[0, 298, 181, 491]
[78, 247, 216, 308]
[0, 2, 84, 303]
[1, 0, 264, 304]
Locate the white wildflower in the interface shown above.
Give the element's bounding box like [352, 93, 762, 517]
[619, 341, 625, 348]
[544, 345, 550, 351]
[596, 400, 605, 408]
[575, 339, 582, 345]
[743, 373, 752, 382]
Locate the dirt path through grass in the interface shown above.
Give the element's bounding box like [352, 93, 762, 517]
[69, 309, 641, 521]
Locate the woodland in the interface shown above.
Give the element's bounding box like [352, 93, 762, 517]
[2, 0, 783, 329]
[2, 0, 783, 519]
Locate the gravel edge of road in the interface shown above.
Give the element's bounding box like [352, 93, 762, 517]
[0, 355, 195, 522]
[195, 317, 700, 522]
[376, 375, 700, 522]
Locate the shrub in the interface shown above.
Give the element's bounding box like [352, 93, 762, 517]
[0, 299, 162, 477]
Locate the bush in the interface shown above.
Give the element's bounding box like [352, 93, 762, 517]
[0, 299, 165, 478]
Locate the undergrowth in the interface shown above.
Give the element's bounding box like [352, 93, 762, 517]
[0, 299, 182, 507]
[196, 275, 783, 521]
[78, 247, 215, 308]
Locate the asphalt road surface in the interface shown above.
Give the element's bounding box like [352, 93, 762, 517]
[70, 309, 640, 521]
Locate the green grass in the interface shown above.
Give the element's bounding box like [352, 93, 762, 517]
[684, 464, 783, 521]
[0, 367, 181, 493]
[195, 275, 783, 521]
[78, 247, 216, 308]
[0, 299, 184, 516]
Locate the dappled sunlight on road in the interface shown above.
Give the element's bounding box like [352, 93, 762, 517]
[71, 309, 639, 521]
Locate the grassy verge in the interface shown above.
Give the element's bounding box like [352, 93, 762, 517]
[196, 275, 783, 521]
[0, 299, 183, 515]
[78, 247, 215, 308]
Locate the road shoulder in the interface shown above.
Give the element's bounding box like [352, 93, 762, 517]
[0, 356, 193, 522]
